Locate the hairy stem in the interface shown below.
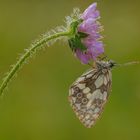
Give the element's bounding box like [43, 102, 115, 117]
[0, 31, 70, 96]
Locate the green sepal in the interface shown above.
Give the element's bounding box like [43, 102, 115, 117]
[68, 19, 89, 52]
[68, 34, 87, 51]
[69, 19, 83, 35]
[78, 32, 89, 38]
[68, 32, 88, 51]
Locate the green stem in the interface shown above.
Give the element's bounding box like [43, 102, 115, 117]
[0, 31, 70, 96]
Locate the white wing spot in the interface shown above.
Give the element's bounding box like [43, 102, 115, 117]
[104, 76, 108, 85]
[92, 114, 99, 119]
[85, 114, 90, 120]
[91, 89, 103, 100]
[93, 107, 100, 114]
[75, 104, 81, 110]
[86, 90, 102, 108]
[95, 75, 104, 88]
[89, 120, 95, 126]
[86, 73, 93, 78]
[76, 77, 85, 83]
[106, 73, 111, 82]
[83, 87, 90, 94]
[85, 120, 91, 125]
[87, 93, 92, 99]
[90, 105, 96, 110]
[79, 115, 84, 120]
[71, 97, 76, 103]
[108, 71, 112, 81]
[103, 91, 107, 101]
[77, 84, 85, 89]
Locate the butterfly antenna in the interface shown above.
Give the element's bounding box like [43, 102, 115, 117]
[116, 61, 140, 67]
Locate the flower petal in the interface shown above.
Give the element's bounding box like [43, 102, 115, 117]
[78, 18, 96, 33]
[89, 42, 104, 58]
[75, 49, 91, 64]
[81, 3, 97, 20]
[82, 33, 102, 47]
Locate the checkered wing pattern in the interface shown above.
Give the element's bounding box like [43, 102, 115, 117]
[69, 67, 112, 128]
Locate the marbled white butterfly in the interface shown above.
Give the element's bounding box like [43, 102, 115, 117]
[69, 60, 115, 128]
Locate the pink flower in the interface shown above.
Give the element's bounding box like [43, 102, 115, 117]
[75, 2, 104, 64]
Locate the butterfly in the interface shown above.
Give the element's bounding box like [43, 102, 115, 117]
[68, 60, 116, 128]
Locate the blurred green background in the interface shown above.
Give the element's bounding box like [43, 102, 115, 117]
[0, 0, 140, 140]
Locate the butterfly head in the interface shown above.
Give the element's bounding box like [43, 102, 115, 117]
[96, 60, 116, 70]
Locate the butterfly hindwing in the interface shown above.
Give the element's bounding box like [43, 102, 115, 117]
[69, 67, 112, 128]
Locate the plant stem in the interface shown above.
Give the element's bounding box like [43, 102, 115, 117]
[0, 31, 70, 96]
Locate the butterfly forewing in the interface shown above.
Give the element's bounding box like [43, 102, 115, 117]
[69, 66, 112, 128]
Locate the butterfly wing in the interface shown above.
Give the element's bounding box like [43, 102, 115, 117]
[69, 68, 112, 128]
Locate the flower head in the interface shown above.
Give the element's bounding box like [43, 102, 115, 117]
[68, 2, 104, 64]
